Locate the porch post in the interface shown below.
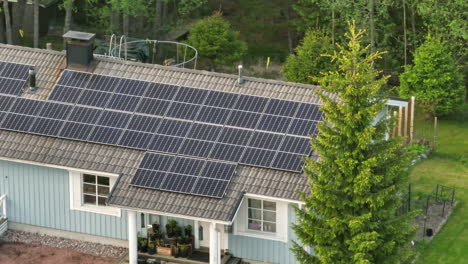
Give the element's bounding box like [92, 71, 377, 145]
[194, 220, 200, 249]
[209, 222, 220, 264]
[128, 210, 138, 264]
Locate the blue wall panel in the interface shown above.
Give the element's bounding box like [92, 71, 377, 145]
[0, 160, 128, 240]
[228, 204, 313, 264]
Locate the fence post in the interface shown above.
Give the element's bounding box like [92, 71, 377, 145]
[436, 184, 439, 202]
[442, 200, 446, 217]
[425, 195, 430, 215]
[410, 96, 415, 143]
[451, 189, 455, 206]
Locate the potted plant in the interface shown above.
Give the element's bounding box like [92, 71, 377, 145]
[175, 226, 183, 237]
[147, 242, 156, 255]
[139, 238, 148, 253]
[179, 244, 190, 257]
[184, 225, 193, 237]
[165, 219, 178, 238]
[152, 221, 160, 233]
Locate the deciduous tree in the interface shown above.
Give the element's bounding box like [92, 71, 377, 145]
[292, 22, 417, 264]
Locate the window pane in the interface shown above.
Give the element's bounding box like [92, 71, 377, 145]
[83, 194, 96, 205]
[248, 199, 261, 209]
[248, 219, 262, 231]
[263, 222, 276, 233]
[248, 208, 262, 220]
[263, 211, 276, 222]
[263, 201, 276, 211]
[98, 197, 107, 206]
[83, 183, 96, 194]
[97, 176, 110, 186]
[98, 186, 110, 196]
[83, 174, 96, 183]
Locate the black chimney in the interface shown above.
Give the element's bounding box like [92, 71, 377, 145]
[63, 31, 95, 69]
[29, 68, 36, 91]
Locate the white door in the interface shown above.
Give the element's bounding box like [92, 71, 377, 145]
[199, 221, 211, 248]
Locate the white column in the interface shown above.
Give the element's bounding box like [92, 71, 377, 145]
[194, 220, 200, 249]
[128, 210, 138, 264]
[217, 228, 222, 264]
[0, 195, 6, 217]
[209, 222, 220, 264]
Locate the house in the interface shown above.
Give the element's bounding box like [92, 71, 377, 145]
[0, 31, 411, 264]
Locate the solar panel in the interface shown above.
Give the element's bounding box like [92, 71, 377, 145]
[0, 61, 31, 95]
[49, 85, 84, 104]
[2, 69, 324, 177]
[130, 152, 237, 198]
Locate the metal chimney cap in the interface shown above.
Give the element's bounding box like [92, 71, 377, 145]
[63, 31, 95, 41]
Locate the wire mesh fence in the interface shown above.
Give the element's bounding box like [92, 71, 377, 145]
[398, 184, 456, 240]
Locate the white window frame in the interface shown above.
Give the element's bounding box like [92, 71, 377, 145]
[233, 196, 288, 242]
[69, 170, 121, 217]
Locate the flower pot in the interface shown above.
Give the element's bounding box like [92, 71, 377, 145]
[148, 247, 156, 255]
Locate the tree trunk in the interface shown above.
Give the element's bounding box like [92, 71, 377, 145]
[369, 0, 375, 53]
[410, 1, 416, 51]
[403, 0, 407, 65]
[2, 0, 12, 44]
[285, 0, 293, 54]
[123, 5, 129, 37]
[63, 0, 73, 33]
[331, 6, 335, 45]
[12, 0, 26, 44]
[0, 9, 5, 43]
[153, 0, 162, 38]
[33, 0, 39, 48]
[110, 0, 120, 34]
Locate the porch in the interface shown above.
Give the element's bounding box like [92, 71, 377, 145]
[0, 195, 7, 236]
[127, 210, 233, 264]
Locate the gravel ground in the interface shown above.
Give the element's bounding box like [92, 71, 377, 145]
[0, 230, 128, 258]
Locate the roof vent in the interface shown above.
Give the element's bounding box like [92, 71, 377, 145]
[29, 68, 37, 91]
[238, 65, 245, 85]
[63, 31, 95, 69]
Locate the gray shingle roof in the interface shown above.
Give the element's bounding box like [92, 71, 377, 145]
[0, 130, 309, 222]
[0, 44, 316, 222]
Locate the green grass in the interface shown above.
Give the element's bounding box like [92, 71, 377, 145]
[410, 103, 468, 264]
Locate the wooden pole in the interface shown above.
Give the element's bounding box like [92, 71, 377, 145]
[393, 110, 398, 138]
[410, 96, 415, 143]
[403, 106, 408, 138]
[398, 106, 403, 136]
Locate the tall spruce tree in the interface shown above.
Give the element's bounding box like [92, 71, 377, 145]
[292, 23, 417, 264]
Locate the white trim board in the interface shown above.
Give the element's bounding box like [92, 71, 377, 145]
[0, 157, 119, 178]
[120, 208, 231, 225]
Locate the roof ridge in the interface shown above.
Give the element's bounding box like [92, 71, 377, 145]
[95, 55, 320, 90]
[0, 43, 64, 56]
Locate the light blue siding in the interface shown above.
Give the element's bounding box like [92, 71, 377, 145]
[229, 204, 311, 264]
[0, 160, 128, 240]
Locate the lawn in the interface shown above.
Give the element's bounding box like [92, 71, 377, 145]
[409, 104, 468, 264]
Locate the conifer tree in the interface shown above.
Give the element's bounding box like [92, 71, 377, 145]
[292, 22, 417, 264]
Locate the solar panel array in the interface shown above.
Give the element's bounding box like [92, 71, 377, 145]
[0, 69, 323, 198]
[132, 153, 237, 198]
[0, 61, 31, 95]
